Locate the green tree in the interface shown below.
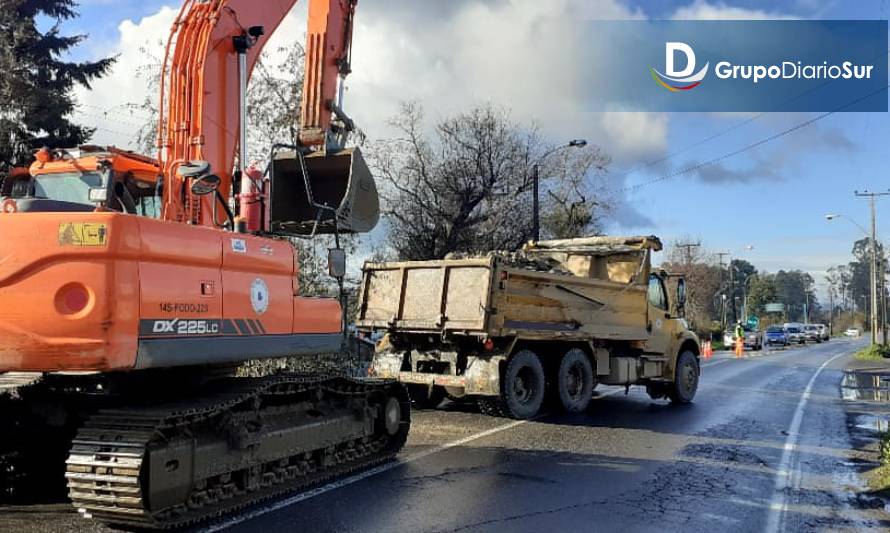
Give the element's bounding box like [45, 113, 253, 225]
[0, 0, 114, 172]
[773, 269, 817, 322]
[746, 275, 778, 316]
[725, 259, 757, 323]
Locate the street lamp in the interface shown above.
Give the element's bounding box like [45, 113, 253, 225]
[721, 245, 755, 326]
[532, 139, 588, 242]
[826, 212, 882, 345]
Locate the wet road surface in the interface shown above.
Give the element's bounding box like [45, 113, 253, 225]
[2, 338, 886, 532]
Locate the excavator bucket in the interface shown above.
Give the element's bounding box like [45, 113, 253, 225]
[269, 147, 380, 236]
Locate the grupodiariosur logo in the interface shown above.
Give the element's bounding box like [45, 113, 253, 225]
[650, 42, 709, 92]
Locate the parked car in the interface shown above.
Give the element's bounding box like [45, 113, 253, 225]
[845, 328, 861, 337]
[765, 325, 789, 347]
[815, 324, 830, 341]
[783, 323, 805, 344]
[803, 324, 822, 343]
[724, 324, 763, 350]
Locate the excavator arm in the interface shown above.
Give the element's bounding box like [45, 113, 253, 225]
[159, 0, 376, 234]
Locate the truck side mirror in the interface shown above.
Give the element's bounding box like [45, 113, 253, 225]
[328, 248, 347, 278]
[677, 279, 687, 310]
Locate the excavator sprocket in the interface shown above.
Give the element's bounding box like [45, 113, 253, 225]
[65, 375, 409, 529]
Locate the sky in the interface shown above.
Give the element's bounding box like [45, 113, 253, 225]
[57, 0, 890, 299]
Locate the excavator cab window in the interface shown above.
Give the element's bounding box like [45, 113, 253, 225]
[33, 171, 104, 204]
[113, 172, 161, 218]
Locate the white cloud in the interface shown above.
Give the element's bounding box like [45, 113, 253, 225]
[73, 6, 178, 150]
[74, 1, 672, 229]
[672, 0, 799, 20]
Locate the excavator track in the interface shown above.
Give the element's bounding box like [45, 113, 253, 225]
[65, 375, 410, 529]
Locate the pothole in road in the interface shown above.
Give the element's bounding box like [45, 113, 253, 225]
[682, 443, 768, 467]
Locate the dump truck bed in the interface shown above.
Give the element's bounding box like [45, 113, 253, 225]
[356, 250, 653, 342]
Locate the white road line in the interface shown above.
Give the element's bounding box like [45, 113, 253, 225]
[204, 388, 625, 532]
[764, 349, 848, 533]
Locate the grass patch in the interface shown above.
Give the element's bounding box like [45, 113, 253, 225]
[869, 464, 890, 495]
[854, 345, 890, 361]
[867, 430, 890, 495]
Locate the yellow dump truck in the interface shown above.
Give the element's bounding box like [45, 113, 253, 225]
[355, 236, 700, 419]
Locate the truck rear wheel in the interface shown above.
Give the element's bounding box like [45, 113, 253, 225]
[669, 350, 699, 404]
[499, 350, 546, 419]
[557, 349, 595, 412]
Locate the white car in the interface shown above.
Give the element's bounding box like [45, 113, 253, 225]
[845, 328, 861, 337]
[783, 323, 805, 344]
[724, 325, 763, 350]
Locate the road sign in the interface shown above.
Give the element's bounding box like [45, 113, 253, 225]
[746, 316, 759, 329]
[765, 303, 784, 313]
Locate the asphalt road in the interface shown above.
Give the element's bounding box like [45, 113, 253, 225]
[2, 338, 887, 532]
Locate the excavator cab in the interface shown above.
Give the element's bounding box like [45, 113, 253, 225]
[268, 146, 379, 236]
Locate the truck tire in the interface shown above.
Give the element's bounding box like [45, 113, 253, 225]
[497, 350, 546, 419]
[669, 350, 699, 404]
[408, 384, 445, 410]
[557, 349, 595, 412]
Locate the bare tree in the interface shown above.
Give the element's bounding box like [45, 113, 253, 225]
[370, 101, 611, 260]
[542, 148, 611, 239]
[662, 238, 722, 335]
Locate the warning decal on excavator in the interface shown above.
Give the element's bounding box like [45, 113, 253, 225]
[58, 223, 108, 247]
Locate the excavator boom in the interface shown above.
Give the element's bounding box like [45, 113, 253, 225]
[160, 0, 377, 235]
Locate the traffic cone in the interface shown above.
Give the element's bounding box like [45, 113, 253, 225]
[735, 338, 744, 358]
[704, 341, 712, 359]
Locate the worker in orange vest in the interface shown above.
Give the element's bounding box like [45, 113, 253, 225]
[734, 321, 745, 357]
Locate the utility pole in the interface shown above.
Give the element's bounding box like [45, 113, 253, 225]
[880, 250, 887, 346]
[829, 288, 834, 336]
[717, 252, 731, 331]
[855, 190, 890, 345]
[677, 241, 701, 266]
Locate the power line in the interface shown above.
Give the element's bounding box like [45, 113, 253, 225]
[608, 48, 890, 191]
[676, 241, 702, 265]
[610, 83, 890, 195]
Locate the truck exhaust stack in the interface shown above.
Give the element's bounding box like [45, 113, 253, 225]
[269, 147, 380, 236]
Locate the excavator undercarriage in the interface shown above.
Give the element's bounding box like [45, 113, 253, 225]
[1, 371, 409, 530]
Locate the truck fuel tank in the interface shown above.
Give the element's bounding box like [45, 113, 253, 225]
[269, 147, 379, 236]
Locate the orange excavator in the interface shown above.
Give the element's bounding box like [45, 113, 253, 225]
[0, 0, 408, 528]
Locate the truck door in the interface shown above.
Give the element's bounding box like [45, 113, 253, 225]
[646, 274, 671, 355]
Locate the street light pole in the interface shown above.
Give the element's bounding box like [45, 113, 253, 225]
[827, 208, 887, 345]
[854, 191, 890, 345]
[531, 139, 588, 242]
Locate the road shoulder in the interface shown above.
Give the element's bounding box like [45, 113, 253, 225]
[841, 353, 890, 518]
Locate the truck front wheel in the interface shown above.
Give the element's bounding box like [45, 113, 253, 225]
[669, 350, 699, 404]
[500, 350, 546, 419]
[557, 349, 595, 412]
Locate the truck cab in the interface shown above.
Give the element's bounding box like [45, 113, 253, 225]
[4, 146, 161, 217]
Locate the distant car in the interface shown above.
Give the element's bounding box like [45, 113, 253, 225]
[765, 325, 789, 347]
[803, 324, 822, 343]
[845, 328, 861, 337]
[783, 323, 805, 344]
[815, 324, 830, 341]
[725, 324, 763, 350]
